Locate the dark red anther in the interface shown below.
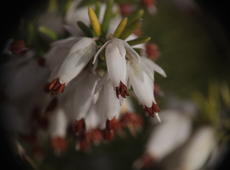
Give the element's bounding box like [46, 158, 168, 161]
[47, 78, 65, 94]
[51, 137, 67, 153]
[103, 129, 115, 141]
[9, 40, 28, 55]
[119, 4, 134, 16]
[144, 103, 160, 117]
[145, 43, 160, 60]
[116, 81, 129, 98]
[73, 119, 86, 136]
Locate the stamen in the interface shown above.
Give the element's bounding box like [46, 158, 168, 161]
[47, 78, 65, 94]
[144, 103, 160, 117]
[116, 81, 129, 98]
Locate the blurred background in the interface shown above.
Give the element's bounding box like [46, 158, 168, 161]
[0, 0, 230, 170]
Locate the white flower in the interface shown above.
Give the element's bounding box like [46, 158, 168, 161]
[93, 38, 166, 118]
[180, 126, 216, 170]
[49, 108, 68, 138]
[105, 39, 128, 98]
[146, 110, 192, 161]
[47, 37, 96, 93]
[61, 70, 99, 121]
[95, 78, 121, 129]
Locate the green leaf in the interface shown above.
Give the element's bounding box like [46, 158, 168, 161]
[127, 37, 151, 46]
[120, 20, 140, 40]
[38, 26, 58, 40]
[77, 21, 93, 37]
[101, 0, 113, 35]
[95, 2, 101, 17]
[128, 9, 144, 26]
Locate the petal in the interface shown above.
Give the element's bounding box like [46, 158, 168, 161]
[124, 41, 141, 61]
[146, 110, 192, 160]
[62, 71, 99, 120]
[95, 79, 121, 128]
[49, 108, 68, 138]
[45, 37, 79, 70]
[85, 106, 100, 131]
[56, 37, 96, 84]
[128, 63, 155, 107]
[105, 39, 127, 87]
[141, 57, 167, 78]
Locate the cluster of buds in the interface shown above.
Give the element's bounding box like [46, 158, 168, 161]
[44, 0, 166, 152]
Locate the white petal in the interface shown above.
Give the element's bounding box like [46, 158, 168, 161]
[49, 108, 68, 138]
[105, 39, 127, 86]
[85, 106, 100, 131]
[95, 80, 120, 128]
[180, 126, 216, 170]
[45, 37, 78, 69]
[124, 41, 141, 61]
[128, 63, 155, 107]
[56, 37, 96, 84]
[62, 71, 99, 120]
[146, 110, 192, 160]
[141, 57, 167, 78]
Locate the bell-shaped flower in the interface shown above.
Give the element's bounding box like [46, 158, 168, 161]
[127, 52, 166, 118]
[47, 37, 96, 94]
[105, 38, 128, 98]
[95, 78, 121, 129]
[62, 70, 99, 122]
[146, 110, 191, 161]
[49, 108, 68, 153]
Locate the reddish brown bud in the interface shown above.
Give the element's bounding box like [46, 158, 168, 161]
[119, 4, 134, 16]
[145, 43, 160, 60]
[141, 0, 155, 8]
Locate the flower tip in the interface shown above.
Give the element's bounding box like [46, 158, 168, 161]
[47, 78, 65, 94]
[116, 81, 129, 98]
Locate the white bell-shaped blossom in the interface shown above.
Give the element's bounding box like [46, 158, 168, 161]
[105, 38, 127, 87]
[45, 37, 79, 75]
[47, 37, 97, 94]
[95, 78, 121, 129]
[61, 70, 99, 121]
[146, 110, 192, 161]
[49, 108, 68, 138]
[56, 37, 96, 84]
[180, 126, 216, 170]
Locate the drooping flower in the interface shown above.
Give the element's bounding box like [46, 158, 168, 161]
[47, 37, 97, 94]
[93, 36, 166, 118]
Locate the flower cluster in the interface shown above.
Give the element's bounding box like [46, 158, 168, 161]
[44, 0, 166, 151]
